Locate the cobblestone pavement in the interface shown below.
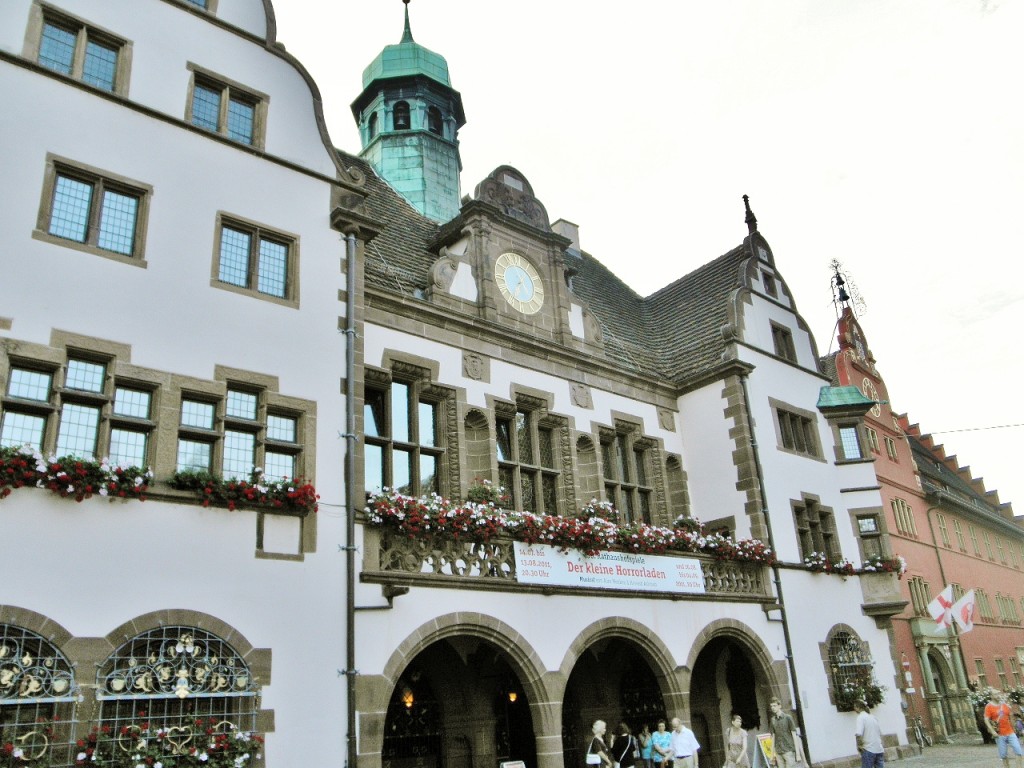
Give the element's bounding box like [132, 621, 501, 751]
[896, 740, 1009, 766]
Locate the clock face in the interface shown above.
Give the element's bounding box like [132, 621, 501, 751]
[495, 252, 544, 315]
[861, 377, 881, 418]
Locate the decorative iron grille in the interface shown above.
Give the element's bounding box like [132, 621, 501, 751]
[0, 624, 80, 767]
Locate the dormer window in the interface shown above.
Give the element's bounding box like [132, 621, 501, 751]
[393, 101, 410, 130]
[427, 106, 443, 135]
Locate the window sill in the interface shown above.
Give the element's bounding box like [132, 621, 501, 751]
[32, 229, 147, 268]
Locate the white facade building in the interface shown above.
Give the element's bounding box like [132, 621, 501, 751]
[1, 3, 910, 768]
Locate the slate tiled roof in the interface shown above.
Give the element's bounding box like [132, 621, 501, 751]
[819, 351, 839, 383]
[908, 434, 1002, 514]
[344, 150, 752, 386]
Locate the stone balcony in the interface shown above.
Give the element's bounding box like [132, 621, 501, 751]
[859, 571, 909, 626]
[359, 525, 773, 601]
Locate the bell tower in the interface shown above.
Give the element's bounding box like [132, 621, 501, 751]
[351, 1, 466, 223]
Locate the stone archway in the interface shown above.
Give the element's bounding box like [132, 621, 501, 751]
[357, 613, 552, 768]
[687, 621, 780, 768]
[557, 619, 680, 768]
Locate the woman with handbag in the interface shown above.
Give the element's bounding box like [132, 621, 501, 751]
[587, 720, 613, 768]
[611, 722, 637, 768]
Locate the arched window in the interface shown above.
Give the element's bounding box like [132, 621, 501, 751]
[393, 101, 410, 131]
[0, 624, 78, 766]
[368, 112, 378, 139]
[827, 630, 883, 711]
[95, 626, 261, 763]
[427, 107, 443, 135]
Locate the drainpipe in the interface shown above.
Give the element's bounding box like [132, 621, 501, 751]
[738, 373, 810, 763]
[344, 230, 359, 768]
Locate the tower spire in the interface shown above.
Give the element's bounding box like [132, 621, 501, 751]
[743, 194, 758, 235]
[401, 0, 414, 44]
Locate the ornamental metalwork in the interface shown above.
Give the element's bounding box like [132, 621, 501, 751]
[380, 535, 515, 579]
[97, 627, 256, 701]
[0, 624, 79, 766]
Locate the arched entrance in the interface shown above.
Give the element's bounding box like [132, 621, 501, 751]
[562, 638, 667, 768]
[926, 648, 955, 737]
[382, 637, 537, 768]
[690, 636, 773, 768]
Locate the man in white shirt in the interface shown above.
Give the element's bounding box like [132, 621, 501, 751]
[669, 717, 700, 768]
[854, 700, 884, 768]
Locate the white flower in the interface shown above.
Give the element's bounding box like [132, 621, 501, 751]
[100, 487, 109, 496]
[154, 762, 163, 768]
[199, 752, 209, 762]
[77, 752, 87, 761]
[13, 748, 24, 759]
[135, 476, 144, 486]
[67, 484, 75, 493]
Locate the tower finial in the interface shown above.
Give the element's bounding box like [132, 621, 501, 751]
[743, 194, 758, 235]
[401, 0, 414, 44]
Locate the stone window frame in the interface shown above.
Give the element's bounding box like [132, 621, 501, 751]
[891, 497, 916, 536]
[908, 576, 931, 616]
[493, 392, 567, 516]
[186, 64, 268, 149]
[598, 419, 656, 526]
[819, 625, 878, 712]
[210, 212, 300, 308]
[33, 153, 152, 266]
[883, 435, 899, 461]
[177, 0, 219, 13]
[850, 506, 886, 561]
[768, 397, 824, 461]
[770, 321, 797, 362]
[953, 518, 967, 551]
[791, 493, 841, 564]
[24, 2, 133, 96]
[936, 513, 950, 548]
[363, 359, 455, 500]
[0, 336, 164, 468]
[174, 367, 314, 485]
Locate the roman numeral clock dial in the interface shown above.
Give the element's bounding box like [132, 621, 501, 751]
[494, 252, 544, 315]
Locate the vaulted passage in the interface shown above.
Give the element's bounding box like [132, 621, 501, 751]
[562, 638, 667, 768]
[382, 637, 536, 768]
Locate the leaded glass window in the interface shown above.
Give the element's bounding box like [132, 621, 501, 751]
[364, 378, 442, 496]
[600, 428, 653, 525]
[216, 222, 292, 300]
[37, 15, 124, 93]
[47, 170, 142, 257]
[496, 408, 560, 514]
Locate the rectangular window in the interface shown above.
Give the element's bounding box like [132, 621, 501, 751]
[977, 589, 994, 621]
[34, 10, 129, 94]
[984, 531, 995, 560]
[857, 514, 882, 558]
[998, 538, 1007, 564]
[774, 405, 821, 459]
[975, 659, 987, 688]
[997, 659, 1008, 690]
[865, 427, 879, 454]
[36, 157, 150, 262]
[188, 68, 266, 147]
[496, 408, 561, 515]
[771, 323, 797, 362]
[761, 271, 777, 298]
[177, 387, 306, 481]
[954, 519, 966, 551]
[891, 498, 917, 536]
[884, 436, 898, 461]
[936, 513, 950, 547]
[601, 429, 653, 526]
[1011, 658, 1022, 686]
[838, 425, 862, 460]
[908, 576, 931, 617]
[970, 525, 981, 556]
[364, 379, 443, 497]
[793, 498, 840, 563]
[214, 217, 296, 303]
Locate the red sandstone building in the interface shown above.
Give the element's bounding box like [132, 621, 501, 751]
[827, 306, 1023, 743]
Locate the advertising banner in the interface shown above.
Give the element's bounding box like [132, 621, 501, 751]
[513, 542, 705, 594]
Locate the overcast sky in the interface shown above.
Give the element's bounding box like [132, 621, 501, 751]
[274, 0, 1023, 515]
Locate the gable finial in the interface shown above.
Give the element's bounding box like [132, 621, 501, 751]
[743, 194, 758, 235]
[401, 0, 414, 43]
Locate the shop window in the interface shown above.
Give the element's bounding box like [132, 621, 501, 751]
[0, 624, 78, 766]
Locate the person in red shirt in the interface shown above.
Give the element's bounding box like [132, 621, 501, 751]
[985, 693, 1023, 768]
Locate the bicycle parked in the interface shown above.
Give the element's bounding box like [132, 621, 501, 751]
[913, 715, 933, 749]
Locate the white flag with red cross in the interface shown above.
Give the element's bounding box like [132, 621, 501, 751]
[951, 590, 977, 633]
[927, 584, 954, 628]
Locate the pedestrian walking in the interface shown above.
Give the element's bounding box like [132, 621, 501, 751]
[854, 700, 884, 768]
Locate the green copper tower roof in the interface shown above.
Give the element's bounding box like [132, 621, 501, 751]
[361, 4, 451, 89]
